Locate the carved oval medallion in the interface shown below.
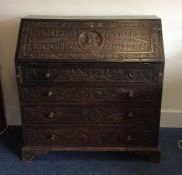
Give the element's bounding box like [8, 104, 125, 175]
[78, 30, 104, 51]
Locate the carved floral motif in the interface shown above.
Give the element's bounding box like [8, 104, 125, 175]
[24, 65, 158, 82]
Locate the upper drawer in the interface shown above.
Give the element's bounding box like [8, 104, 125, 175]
[19, 63, 163, 84]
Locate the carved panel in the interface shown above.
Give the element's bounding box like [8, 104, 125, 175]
[22, 86, 160, 101]
[16, 19, 163, 61]
[23, 63, 159, 83]
[25, 126, 157, 146]
[23, 105, 159, 124]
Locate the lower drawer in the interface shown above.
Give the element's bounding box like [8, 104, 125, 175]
[24, 126, 158, 147]
[22, 104, 160, 124]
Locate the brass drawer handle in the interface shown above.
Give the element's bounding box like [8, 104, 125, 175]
[47, 134, 56, 141]
[158, 72, 163, 77]
[51, 134, 56, 140]
[47, 90, 53, 97]
[127, 135, 132, 141]
[45, 72, 51, 78]
[128, 90, 134, 98]
[48, 112, 54, 119]
[128, 112, 133, 118]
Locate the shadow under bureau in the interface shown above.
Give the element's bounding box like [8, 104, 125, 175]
[15, 16, 165, 162]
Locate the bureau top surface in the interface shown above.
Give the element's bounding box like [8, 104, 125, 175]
[24, 15, 160, 20]
[15, 16, 164, 63]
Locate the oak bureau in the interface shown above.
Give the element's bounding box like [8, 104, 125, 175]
[15, 16, 165, 162]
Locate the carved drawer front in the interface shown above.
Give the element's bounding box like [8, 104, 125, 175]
[22, 85, 161, 102]
[23, 104, 159, 124]
[21, 63, 161, 83]
[25, 126, 158, 147]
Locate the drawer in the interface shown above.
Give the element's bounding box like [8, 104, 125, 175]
[21, 85, 161, 102]
[22, 104, 160, 124]
[24, 126, 158, 147]
[20, 63, 162, 83]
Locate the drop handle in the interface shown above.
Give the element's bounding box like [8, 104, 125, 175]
[48, 112, 54, 119]
[45, 72, 51, 78]
[47, 90, 53, 97]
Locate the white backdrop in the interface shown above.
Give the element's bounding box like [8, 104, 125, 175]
[0, 0, 182, 125]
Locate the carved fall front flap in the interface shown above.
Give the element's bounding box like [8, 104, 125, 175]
[16, 17, 164, 62]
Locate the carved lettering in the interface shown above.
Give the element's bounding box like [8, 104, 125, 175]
[17, 20, 162, 60]
[33, 42, 74, 51]
[33, 28, 77, 38]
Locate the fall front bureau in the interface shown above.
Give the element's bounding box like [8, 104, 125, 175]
[15, 16, 164, 162]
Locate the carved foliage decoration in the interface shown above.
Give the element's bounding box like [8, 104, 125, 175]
[24, 66, 158, 82]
